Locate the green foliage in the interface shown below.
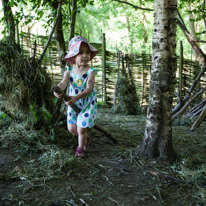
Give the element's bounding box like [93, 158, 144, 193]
[30, 103, 52, 125]
[0, 112, 7, 119]
[0, 111, 11, 129]
[0, 0, 205, 61]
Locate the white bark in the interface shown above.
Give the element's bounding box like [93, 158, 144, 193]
[138, 0, 177, 160]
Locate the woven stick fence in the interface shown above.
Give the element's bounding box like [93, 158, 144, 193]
[19, 32, 206, 107]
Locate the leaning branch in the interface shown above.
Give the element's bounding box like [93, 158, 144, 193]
[177, 10, 206, 64]
[172, 88, 206, 120]
[172, 11, 206, 114]
[39, 0, 63, 65]
[172, 65, 206, 114]
[112, 0, 153, 11]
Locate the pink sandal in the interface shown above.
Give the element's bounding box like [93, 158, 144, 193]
[84, 135, 90, 151]
[75, 147, 85, 158]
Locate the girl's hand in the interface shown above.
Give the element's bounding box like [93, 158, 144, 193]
[54, 92, 63, 98]
[66, 96, 77, 106]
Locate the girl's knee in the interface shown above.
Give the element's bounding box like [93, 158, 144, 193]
[67, 124, 78, 136]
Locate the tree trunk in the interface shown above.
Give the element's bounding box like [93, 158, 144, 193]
[137, 0, 177, 161]
[52, 2, 66, 75]
[188, 3, 199, 61]
[69, 0, 77, 41]
[126, 16, 133, 52]
[2, 0, 15, 42]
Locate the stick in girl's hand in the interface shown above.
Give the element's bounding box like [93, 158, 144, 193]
[52, 85, 81, 114]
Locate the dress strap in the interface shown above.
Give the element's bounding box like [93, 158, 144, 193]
[66, 65, 73, 73]
[87, 68, 98, 75]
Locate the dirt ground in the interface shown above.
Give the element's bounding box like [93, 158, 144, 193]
[0, 106, 206, 206]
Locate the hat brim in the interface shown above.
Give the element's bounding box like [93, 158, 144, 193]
[64, 41, 98, 65]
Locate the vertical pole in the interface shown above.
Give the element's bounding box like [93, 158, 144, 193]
[20, 26, 24, 54]
[142, 53, 145, 105]
[16, 22, 20, 45]
[102, 33, 107, 105]
[179, 41, 183, 100]
[113, 50, 120, 108]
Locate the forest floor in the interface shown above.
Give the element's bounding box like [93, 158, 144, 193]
[0, 106, 206, 206]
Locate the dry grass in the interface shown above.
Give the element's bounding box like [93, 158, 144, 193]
[0, 40, 54, 122]
[0, 108, 206, 205]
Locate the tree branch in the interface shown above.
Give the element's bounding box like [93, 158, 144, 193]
[112, 0, 153, 11]
[177, 10, 206, 64]
[172, 12, 206, 114]
[172, 88, 206, 120]
[172, 65, 206, 114]
[113, 1, 206, 63]
[39, 0, 63, 65]
[195, 40, 206, 43]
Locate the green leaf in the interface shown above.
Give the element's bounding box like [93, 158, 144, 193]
[19, 31, 24, 38]
[38, 11, 44, 19]
[9, 0, 14, 7]
[51, 135, 55, 141]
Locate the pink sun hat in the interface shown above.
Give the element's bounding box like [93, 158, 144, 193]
[64, 36, 98, 65]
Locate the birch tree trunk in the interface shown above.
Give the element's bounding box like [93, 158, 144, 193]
[137, 0, 177, 161]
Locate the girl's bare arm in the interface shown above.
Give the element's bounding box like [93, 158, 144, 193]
[57, 70, 70, 91]
[54, 70, 69, 98]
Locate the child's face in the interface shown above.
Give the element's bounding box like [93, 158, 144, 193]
[74, 43, 91, 67]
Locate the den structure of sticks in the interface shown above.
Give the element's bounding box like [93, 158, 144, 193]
[112, 52, 141, 115]
[0, 40, 55, 125]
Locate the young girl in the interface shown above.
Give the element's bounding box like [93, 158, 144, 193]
[54, 36, 98, 157]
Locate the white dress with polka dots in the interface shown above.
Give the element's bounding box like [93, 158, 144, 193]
[66, 66, 97, 128]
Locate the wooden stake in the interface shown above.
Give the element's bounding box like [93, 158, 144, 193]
[179, 41, 183, 101]
[113, 50, 120, 108]
[102, 33, 107, 105]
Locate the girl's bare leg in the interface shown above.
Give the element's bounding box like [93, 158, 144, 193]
[77, 127, 87, 148]
[67, 123, 78, 136]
